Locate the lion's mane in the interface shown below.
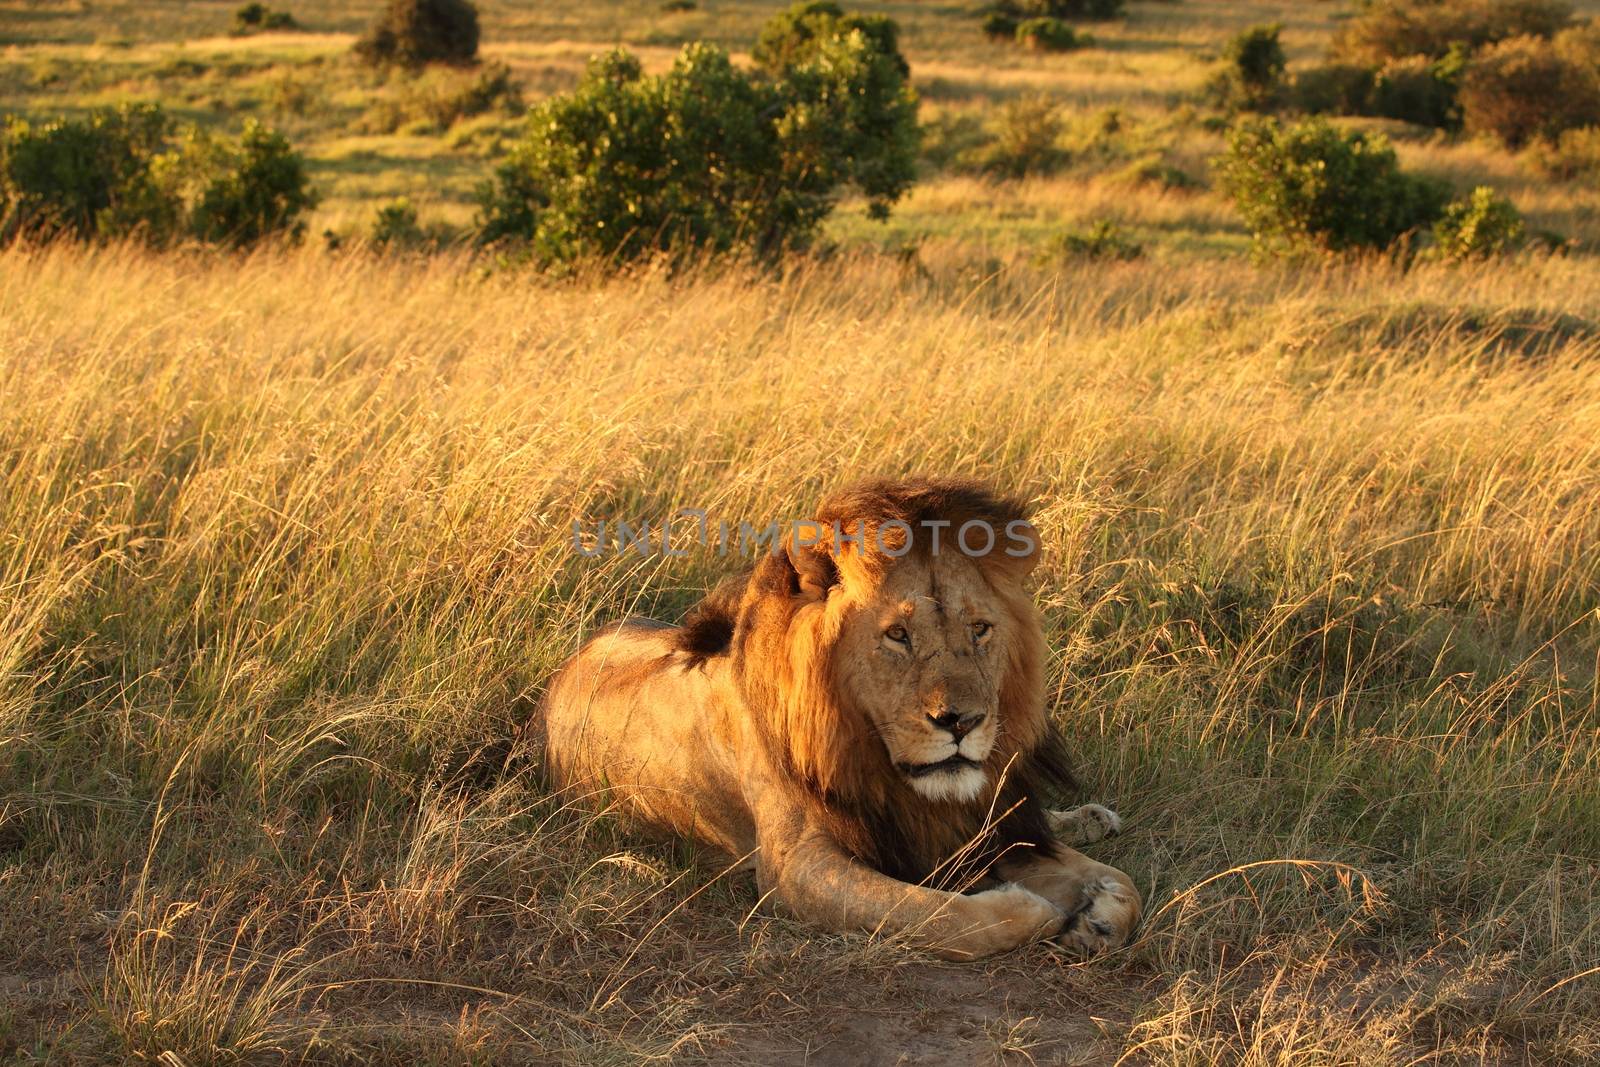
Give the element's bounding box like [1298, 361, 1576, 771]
[675, 478, 1074, 886]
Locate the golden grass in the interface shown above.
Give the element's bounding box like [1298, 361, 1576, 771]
[1, 241, 1597, 1062]
[4, 0, 1600, 1060]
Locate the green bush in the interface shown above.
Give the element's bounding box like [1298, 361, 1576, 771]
[232, 3, 297, 34]
[477, 13, 918, 265]
[1292, 63, 1377, 115]
[355, 0, 480, 68]
[187, 121, 317, 247]
[660, 0, 697, 10]
[1, 106, 314, 248]
[1333, 0, 1572, 65]
[754, 0, 906, 77]
[976, 95, 1066, 177]
[1016, 17, 1089, 51]
[1210, 23, 1286, 111]
[1035, 0, 1123, 20]
[371, 197, 424, 246]
[0, 105, 175, 243]
[447, 60, 524, 121]
[1048, 219, 1143, 260]
[1214, 117, 1450, 255]
[1371, 47, 1466, 129]
[982, 11, 1020, 40]
[1117, 155, 1202, 190]
[357, 62, 523, 134]
[983, 0, 1123, 31]
[1431, 185, 1525, 258]
[1459, 34, 1600, 148]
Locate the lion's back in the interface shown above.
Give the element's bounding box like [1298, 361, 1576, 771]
[538, 619, 756, 856]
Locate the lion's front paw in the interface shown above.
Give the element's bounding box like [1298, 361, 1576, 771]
[1055, 873, 1140, 957]
[929, 884, 1063, 961]
[1047, 803, 1122, 846]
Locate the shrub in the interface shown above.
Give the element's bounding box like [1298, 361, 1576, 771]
[1016, 17, 1089, 51]
[449, 60, 524, 120]
[983, 0, 1123, 31]
[1431, 185, 1525, 258]
[358, 62, 523, 134]
[1117, 155, 1202, 190]
[233, 3, 297, 34]
[1210, 23, 1286, 111]
[477, 17, 918, 264]
[1214, 117, 1450, 255]
[1459, 34, 1600, 148]
[372, 197, 423, 246]
[1527, 124, 1600, 179]
[1371, 48, 1466, 129]
[355, 0, 480, 68]
[187, 120, 317, 247]
[0, 104, 175, 243]
[1, 106, 314, 248]
[976, 94, 1066, 177]
[660, 0, 697, 10]
[754, 0, 906, 77]
[1333, 0, 1573, 65]
[1292, 63, 1377, 115]
[1036, 0, 1122, 20]
[982, 11, 1020, 40]
[1048, 219, 1143, 260]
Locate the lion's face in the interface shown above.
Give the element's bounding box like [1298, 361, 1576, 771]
[831, 550, 1018, 804]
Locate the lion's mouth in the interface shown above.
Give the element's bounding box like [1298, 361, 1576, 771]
[900, 755, 982, 779]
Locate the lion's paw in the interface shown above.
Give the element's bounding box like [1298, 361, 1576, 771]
[1047, 803, 1122, 846]
[931, 884, 1064, 960]
[980, 883, 1067, 941]
[1055, 874, 1140, 957]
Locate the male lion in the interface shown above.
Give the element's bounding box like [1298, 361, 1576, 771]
[540, 479, 1140, 960]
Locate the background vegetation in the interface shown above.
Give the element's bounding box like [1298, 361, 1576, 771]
[2, 0, 1599, 1063]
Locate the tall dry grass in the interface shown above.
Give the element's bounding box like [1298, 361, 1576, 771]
[1, 242, 1597, 1063]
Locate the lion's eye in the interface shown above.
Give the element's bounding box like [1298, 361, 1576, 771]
[884, 624, 910, 645]
[970, 621, 993, 640]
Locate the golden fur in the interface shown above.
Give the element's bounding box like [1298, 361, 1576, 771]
[541, 478, 1140, 959]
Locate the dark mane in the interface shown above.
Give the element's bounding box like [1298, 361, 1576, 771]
[673, 570, 749, 667]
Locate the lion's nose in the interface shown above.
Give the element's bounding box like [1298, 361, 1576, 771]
[930, 710, 985, 740]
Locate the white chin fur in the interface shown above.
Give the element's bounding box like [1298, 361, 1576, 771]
[909, 764, 987, 804]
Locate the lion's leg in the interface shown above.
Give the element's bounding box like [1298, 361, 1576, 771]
[1046, 803, 1122, 847]
[993, 847, 1141, 957]
[762, 828, 1065, 961]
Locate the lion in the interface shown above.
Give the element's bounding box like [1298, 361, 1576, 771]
[539, 478, 1140, 960]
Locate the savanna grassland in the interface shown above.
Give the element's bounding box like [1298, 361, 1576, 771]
[4, 1, 1600, 1064]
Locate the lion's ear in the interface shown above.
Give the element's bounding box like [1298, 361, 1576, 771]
[786, 522, 839, 600]
[993, 519, 1042, 578]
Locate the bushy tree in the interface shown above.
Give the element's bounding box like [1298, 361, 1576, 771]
[355, 0, 479, 68]
[477, 6, 918, 265]
[1459, 34, 1600, 147]
[1210, 23, 1286, 111]
[1215, 117, 1449, 255]
[1333, 0, 1572, 65]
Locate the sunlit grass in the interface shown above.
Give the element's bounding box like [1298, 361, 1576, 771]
[1, 242, 1597, 1060]
[4, 0, 1600, 1061]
